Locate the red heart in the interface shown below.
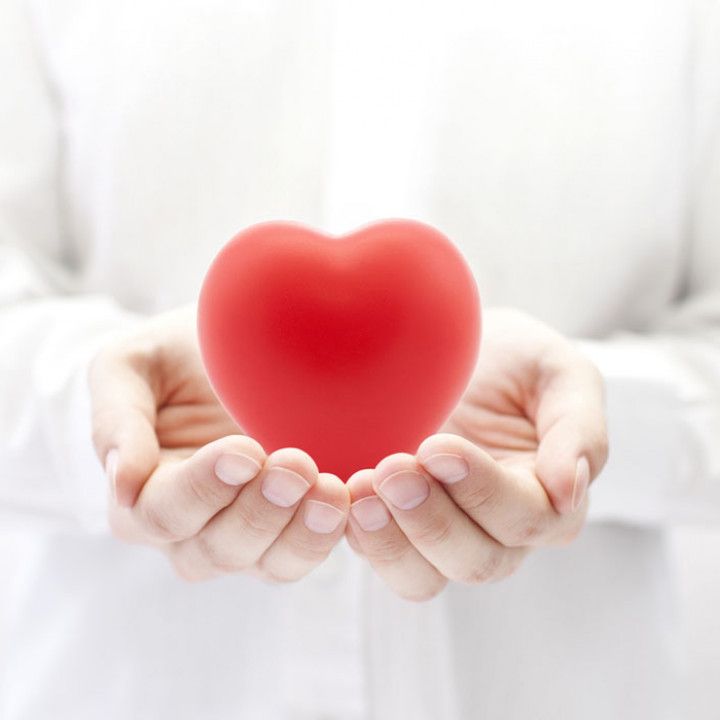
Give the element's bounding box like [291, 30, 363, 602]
[197, 220, 481, 480]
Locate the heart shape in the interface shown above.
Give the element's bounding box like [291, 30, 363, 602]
[197, 220, 481, 480]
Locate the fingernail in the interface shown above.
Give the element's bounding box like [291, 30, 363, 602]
[262, 467, 311, 507]
[105, 449, 119, 501]
[214, 453, 262, 486]
[422, 453, 469, 484]
[379, 470, 430, 510]
[572, 457, 590, 511]
[350, 496, 391, 531]
[303, 500, 344, 534]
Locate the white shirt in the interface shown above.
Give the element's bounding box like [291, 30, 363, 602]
[1, 1, 719, 718]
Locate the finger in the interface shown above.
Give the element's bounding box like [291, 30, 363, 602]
[131, 435, 266, 542]
[344, 522, 365, 557]
[256, 472, 349, 582]
[347, 469, 447, 601]
[169, 448, 317, 577]
[88, 347, 160, 507]
[373, 454, 528, 585]
[533, 350, 609, 514]
[417, 433, 585, 547]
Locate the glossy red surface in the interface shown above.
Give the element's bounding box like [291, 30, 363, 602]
[198, 220, 481, 480]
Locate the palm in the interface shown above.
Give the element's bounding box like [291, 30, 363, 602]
[153, 330, 241, 459]
[440, 310, 549, 476]
[442, 373, 537, 468]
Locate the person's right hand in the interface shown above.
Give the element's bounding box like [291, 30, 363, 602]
[89, 306, 350, 582]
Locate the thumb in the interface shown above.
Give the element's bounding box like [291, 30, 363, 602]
[88, 349, 160, 507]
[533, 355, 609, 515]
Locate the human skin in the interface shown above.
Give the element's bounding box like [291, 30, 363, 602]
[89, 307, 608, 594]
[345, 308, 608, 600]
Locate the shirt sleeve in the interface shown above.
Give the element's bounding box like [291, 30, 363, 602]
[0, 0, 141, 534]
[582, 0, 720, 526]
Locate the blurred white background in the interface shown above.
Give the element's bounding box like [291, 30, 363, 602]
[672, 527, 720, 719]
[1, 526, 719, 716]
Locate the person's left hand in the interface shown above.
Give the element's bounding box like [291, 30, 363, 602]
[345, 308, 609, 601]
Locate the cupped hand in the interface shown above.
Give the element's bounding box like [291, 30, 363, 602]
[89, 306, 350, 582]
[345, 308, 609, 601]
